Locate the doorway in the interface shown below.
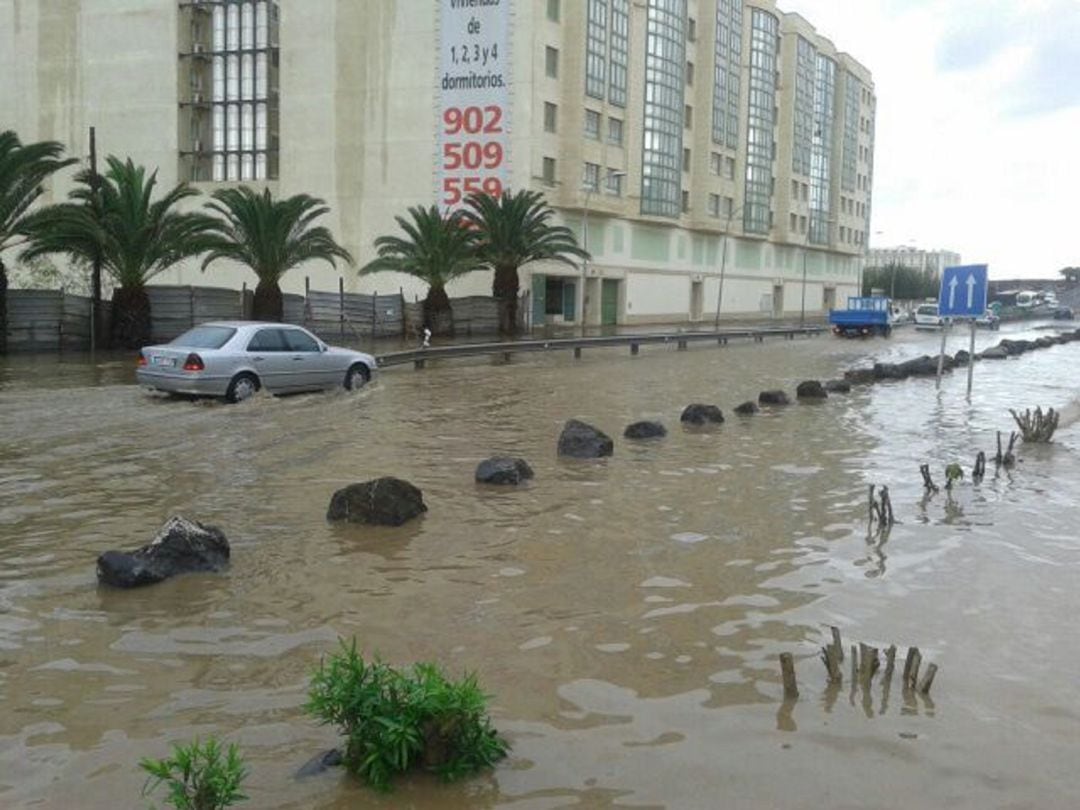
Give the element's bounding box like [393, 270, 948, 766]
[823, 286, 836, 311]
[690, 280, 704, 321]
[601, 280, 619, 326]
[772, 284, 784, 318]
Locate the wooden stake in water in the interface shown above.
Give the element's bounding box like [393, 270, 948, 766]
[966, 320, 976, 401]
[779, 653, 799, 700]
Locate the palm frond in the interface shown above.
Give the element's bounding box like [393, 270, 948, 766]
[361, 205, 484, 291]
[0, 130, 77, 251]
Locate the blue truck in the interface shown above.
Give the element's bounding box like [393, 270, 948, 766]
[828, 296, 894, 337]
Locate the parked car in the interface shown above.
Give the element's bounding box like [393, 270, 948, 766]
[913, 303, 943, 329]
[136, 322, 377, 403]
[975, 310, 1001, 330]
[1052, 306, 1075, 321]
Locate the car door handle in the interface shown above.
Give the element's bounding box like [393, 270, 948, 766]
[253, 356, 265, 362]
[291, 356, 304, 361]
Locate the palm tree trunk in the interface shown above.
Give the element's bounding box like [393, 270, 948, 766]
[423, 285, 454, 337]
[493, 263, 519, 336]
[110, 286, 152, 349]
[252, 279, 283, 322]
[0, 256, 8, 355]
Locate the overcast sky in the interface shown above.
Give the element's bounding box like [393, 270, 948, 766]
[780, 0, 1080, 279]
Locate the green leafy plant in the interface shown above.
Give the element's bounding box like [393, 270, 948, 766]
[139, 737, 248, 810]
[305, 638, 509, 791]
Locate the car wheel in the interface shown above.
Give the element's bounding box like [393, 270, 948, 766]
[226, 373, 260, 404]
[345, 363, 370, 391]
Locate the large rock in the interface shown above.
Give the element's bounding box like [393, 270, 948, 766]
[1035, 336, 1054, 349]
[844, 368, 876, 384]
[680, 404, 724, 426]
[953, 349, 972, 366]
[475, 457, 534, 485]
[872, 362, 907, 381]
[327, 477, 427, 525]
[998, 339, 1034, 355]
[296, 748, 343, 779]
[96, 516, 230, 589]
[898, 355, 939, 376]
[824, 379, 851, 393]
[980, 346, 1009, 360]
[734, 401, 759, 415]
[624, 421, 667, 439]
[758, 390, 790, 406]
[796, 380, 828, 399]
[557, 419, 614, 458]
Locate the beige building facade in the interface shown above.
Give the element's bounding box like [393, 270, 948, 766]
[0, 0, 875, 327]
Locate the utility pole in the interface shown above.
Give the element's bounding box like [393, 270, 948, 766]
[89, 127, 102, 351]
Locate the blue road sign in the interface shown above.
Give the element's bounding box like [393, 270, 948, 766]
[938, 264, 989, 318]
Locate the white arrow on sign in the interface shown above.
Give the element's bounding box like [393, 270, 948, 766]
[948, 275, 959, 308]
[966, 274, 976, 309]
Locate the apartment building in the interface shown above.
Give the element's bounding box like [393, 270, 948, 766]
[864, 246, 962, 277]
[0, 0, 875, 327]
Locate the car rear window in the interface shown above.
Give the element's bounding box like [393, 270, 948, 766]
[169, 326, 236, 349]
[917, 305, 938, 315]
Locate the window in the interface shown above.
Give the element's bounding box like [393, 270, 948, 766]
[191, 0, 280, 182]
[283, 328, 320, 352]
[248, 328, 287, 351]
[686, 61, 695, 86]
[723, 196, 734, 218]
[585, 0, 606, 98]
[683, 148, 691, 172]
[542, 156, 556, 185]
[710, 152, 721, 175]
[608, 117, 623, 145]
[682, 189, 690, 213]
[640, 0, 686, 217]
[544, 102, 557, 133]
[790, 212, 797, 230]
[724, 156, 735, 179]
[545, 46, 559, 78]
[742, 8, 778, 234]
[583, 161, 600, 191]
[609, 0, 629, 107]
[606, 168, 624, 195]
[791, 180, 799, 198]
[688, 17, 697, 41]
[684, 105, 693, 129]
[170, 325, 236, 349]
[712, 0, 743, 150]
[709, 193, 721, 217]
[547, 0, 560, 22]
[799, 215, 807, 233]
[584, 109, 601, 139]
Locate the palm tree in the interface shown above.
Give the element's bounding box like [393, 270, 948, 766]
[361, 205, 484, 336]
[462, 189, 589, 335]
[0, 130, 77, 353]
[202, 187, 353, 321]
[19, 156, 218, 348]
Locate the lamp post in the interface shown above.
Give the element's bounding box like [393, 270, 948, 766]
[580, 170, 625, 329]
[713, 203, 744, 329]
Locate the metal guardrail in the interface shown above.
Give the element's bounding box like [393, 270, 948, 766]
[376, 325, 824, 369]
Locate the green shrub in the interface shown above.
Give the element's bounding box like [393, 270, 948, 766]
[139, 737, 248, 810]
[305, 638, 509, 791]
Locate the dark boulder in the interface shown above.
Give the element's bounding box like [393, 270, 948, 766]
[872, 362, 907, 381]
[998, 339, 1034, 355]
[898, 355, 938, 376]
[980, 346, 1009, 360]
[680, 404, 725, 426]
[734, 401, 759, 415]
[296, 748, 343, 779]
[1035, 336, 1054, 349]
[557, 419, 614, 458]
[96, 516, 230, 589]
[624, 420, 668, 439]
[796, 380, 828, 399]
[953, 349, 971, 366]
[824, 379, 851, 393]
[844, 368, 876, 385]
[475, 456, 534, 485]
[758, 390, 790, 406]
[327, 477, 427, 525]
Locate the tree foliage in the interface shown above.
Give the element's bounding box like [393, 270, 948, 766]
[202, 187, 353, 321]
[862, 263, 940, 300]
[461, 190, 588, 335]
[360, 205, 485, 335]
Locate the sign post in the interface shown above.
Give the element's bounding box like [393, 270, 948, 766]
[936, 264, 989, 394]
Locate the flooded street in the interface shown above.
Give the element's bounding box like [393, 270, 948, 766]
[2, 323, 1079, 809]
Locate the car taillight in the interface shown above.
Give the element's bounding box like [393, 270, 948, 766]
[137, 353, 147, 367]
[182, 353, 205, 372]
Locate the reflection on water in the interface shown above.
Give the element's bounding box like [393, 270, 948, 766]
[2, 323, 1080, 808]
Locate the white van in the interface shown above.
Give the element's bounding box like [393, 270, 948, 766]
[1016, 291, 1038, 309]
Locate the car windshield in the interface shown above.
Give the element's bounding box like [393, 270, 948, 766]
[917, 305, 937, 315]
[169, 326, 236, 349]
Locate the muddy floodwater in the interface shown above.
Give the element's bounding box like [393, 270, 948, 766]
[2, 323, 1080, 809]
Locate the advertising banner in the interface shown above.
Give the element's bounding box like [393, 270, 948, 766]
[436, 0, 513, 211]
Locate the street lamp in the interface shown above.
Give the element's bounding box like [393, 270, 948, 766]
[580, 170, 626, 329]
[713, 203, 744, 329]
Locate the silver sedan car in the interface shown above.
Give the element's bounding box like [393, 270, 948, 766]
[136, 322, 377, 403]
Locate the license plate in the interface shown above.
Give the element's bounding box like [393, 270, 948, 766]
[151, 355, 176, 367]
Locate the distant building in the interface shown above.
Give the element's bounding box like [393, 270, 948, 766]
[864, 247, 962, 278]
[2, 0, 876, 327]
